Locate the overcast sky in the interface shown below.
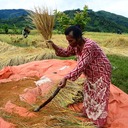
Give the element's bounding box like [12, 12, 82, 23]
[0, 0, 128, 18]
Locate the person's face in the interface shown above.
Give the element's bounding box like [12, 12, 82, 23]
[66, 35, 77, 47]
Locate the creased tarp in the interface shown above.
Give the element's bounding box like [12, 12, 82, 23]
[0, 117, 16, 128]
[68, 84, 128, 128]
[2, 100, 36, 117]
[0, 59, 128, 128]
[107, 85, 128, 128]
[19, 83, 53, 104]
[0, 59, 76, 83]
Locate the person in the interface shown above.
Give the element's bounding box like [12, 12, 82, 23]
[22, 26, 30, 38]
[48, 25, 112, 128]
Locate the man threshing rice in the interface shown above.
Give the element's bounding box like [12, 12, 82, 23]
[48, 25, 112, 128]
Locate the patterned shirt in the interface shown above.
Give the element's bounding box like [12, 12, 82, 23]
[55, 38, 112, 126]
[55, 38, 111, 83]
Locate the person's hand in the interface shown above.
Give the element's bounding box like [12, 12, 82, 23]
[46, 40, 56, 49]
[58, 78, 67, 88]
[46, 40, 54, 45]
[46, 40, 59, 51]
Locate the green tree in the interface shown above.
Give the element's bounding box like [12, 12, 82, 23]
[12, 24, 19, 34]
[71, 5, 90, 31]
[2, 24, 9, 34]
[54, 10, 71, 33]
[54, 5, 90, 33]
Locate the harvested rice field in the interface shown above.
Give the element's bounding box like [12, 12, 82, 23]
[0, 32, 127, 69]
[0, 32, 128, 128]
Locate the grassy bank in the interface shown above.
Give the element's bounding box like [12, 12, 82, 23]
[107, 54, 128, 93]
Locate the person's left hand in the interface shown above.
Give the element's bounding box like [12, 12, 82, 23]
[58, 78, 67, 88]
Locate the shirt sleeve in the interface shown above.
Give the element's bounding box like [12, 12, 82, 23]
[65, 44, 94, 81]
[55, 45, 75, 57]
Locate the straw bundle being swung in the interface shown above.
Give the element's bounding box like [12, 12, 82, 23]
[30, 6, 55, 48]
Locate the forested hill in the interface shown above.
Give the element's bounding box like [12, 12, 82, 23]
[0, 9, 128, 33]
[90, 10, 128, 32]
[88, 10, 128, 32]
[64, 9, 128, 33]
[0, 9, 31, 30]
[0, 9, 28, 19]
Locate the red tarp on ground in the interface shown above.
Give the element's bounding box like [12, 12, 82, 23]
[0, 59, 128, 128]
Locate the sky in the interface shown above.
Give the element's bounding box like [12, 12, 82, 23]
[0, 0, 128, 18]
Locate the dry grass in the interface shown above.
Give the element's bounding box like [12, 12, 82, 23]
[0, 32, 128, 69]
[44, 80, 83, 107]
[0, 41, 56, 69]
[84, 32, 128, 57]
[30, 6, 55, 48]
[103, 37, 128, 48]
[34, 78, 94, 128]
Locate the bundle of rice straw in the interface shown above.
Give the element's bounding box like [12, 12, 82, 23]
[30, 6, 54, 48]
[40, 79, 94, 127]
[44, 79, 85, 107]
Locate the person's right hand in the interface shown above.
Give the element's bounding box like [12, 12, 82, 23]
[45, 40, 54, 49]
[58, 77, 67, 88]
[46, 40, 54, 45]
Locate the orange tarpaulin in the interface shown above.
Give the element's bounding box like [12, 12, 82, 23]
[0, 59, 128, 128]
[0, 117, 16, 128]
[68, 84, 128, 128]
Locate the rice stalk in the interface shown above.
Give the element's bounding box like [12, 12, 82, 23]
[45, 79, 84, 108]
[42, 103, 94, 128]
[38, 78, 94, 128]
[54, 107, 94, 128]
[29, 6, 55, 48]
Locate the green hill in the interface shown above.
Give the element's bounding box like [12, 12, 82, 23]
[0, 9, 28, 19]
[64, 9, 128, 33]
[87, 10, 128, 32]
[0, 9, 31, 31]
[0, 9, 128, 33]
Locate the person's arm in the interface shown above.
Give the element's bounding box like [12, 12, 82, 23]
[65, 44, 94, 81]
[58, 45, 94, 88]
[47, 40, 75, 57]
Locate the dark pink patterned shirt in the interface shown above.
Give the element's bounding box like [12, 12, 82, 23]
[55, 38, 111, 83]
[55, 38, 112, 126]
